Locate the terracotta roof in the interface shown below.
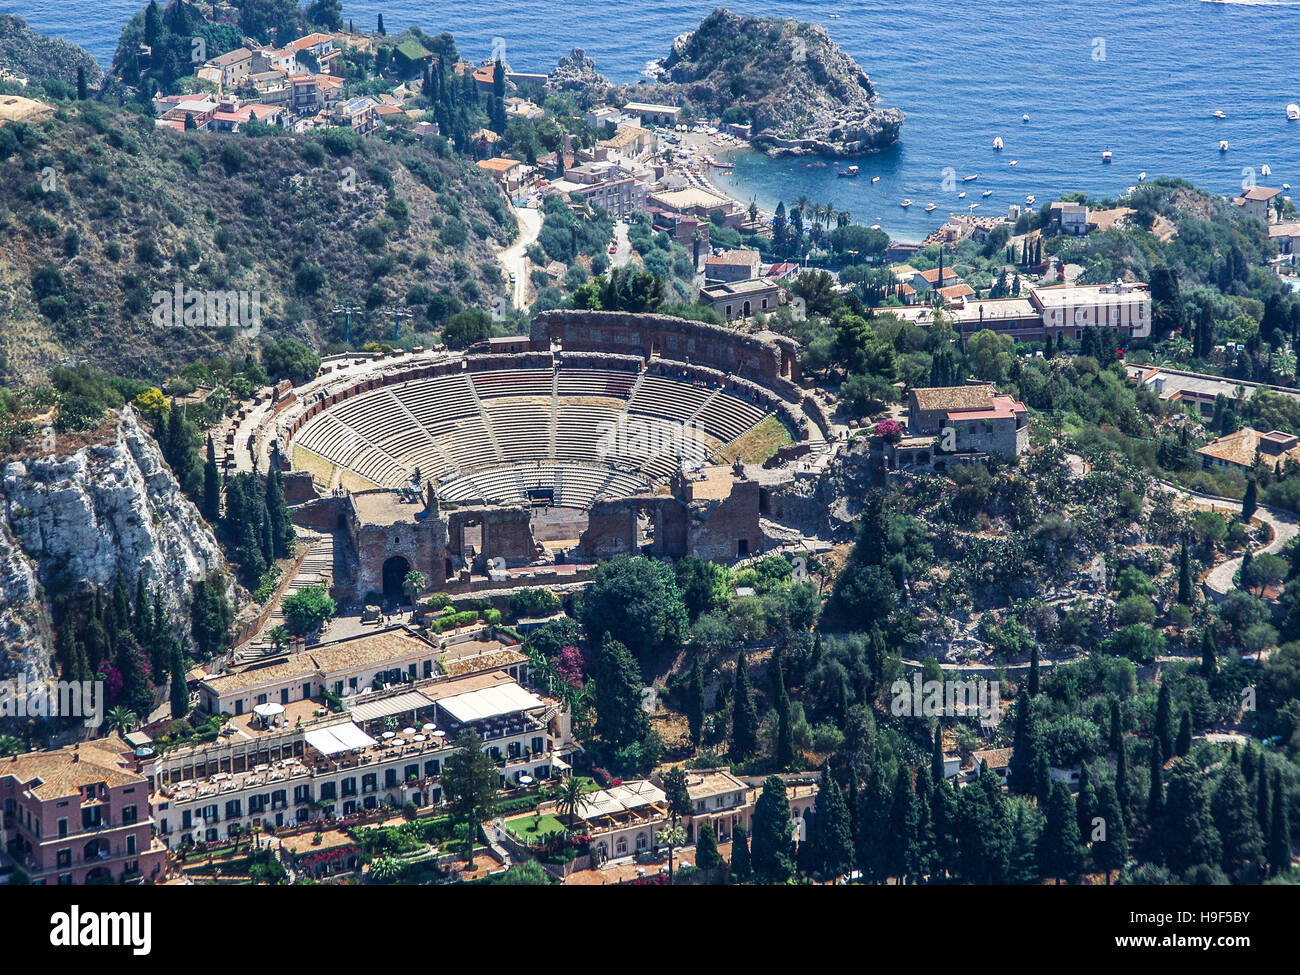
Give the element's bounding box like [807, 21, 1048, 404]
[972, 747, 1014, 769]
[1196, 426, 1300, 470]
[2, 743, 144, 801]
[910, 384, 997, 413]
[918, 266, 959, 284]
[476, 156, 521, 174]
[937, 283, 975, 301]
[705, 248, 760, 267]
[1241, 186, 1282, 202]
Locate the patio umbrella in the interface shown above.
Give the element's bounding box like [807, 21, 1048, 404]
[402, 728, 416, 736]
[382, 731, 395, 739]
[422, 723, 436, 731]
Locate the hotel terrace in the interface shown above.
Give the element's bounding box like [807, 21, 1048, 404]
[151, 628, 574, 847]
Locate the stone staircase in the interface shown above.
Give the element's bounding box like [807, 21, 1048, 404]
[234, 532, 336, 665]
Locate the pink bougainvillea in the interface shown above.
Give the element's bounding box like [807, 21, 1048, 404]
[874, 418, 904, 442]
[553, 645, 587, 688]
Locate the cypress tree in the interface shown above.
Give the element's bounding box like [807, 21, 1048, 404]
[1175, 710, 1192, 757]
[855, 765, 891, 883]
[1028, 644, 1040, 696]
[1109, 698, 1123, 754]
[376, 13, 385, 34]
[695, 821, 721, 871]
[132, 572, 150, 644]
[1200, 628, 1218, 678]
[266, 467, 294, 559]
[1257, 759, 1271, 838]
[930, 778, 959, 880]
[1212, 764, 1265, 883]
[1007, 800, 1041, 885]
[773, 650, 795, 770]
[1035, 752, 1052, 807]
[1038, 780, 1083, 884]
[931, 725, 946, 784]
[1091, 782, 1128, 883]
[1162, 759, 1222, 876]
[203, 434, 220, 523]
[1242, 477, 1258, 522]
[169, 645, 189, 719]
[1147, 739, 1165, 831]
[730, 827, 751, 882]
[811, 766, 855, 881]
[686, 657, 705, 748]
[76, 65, 87, 100]
[751, 776, 794, 884]
[730, 651, 759, 760]
[1076, 764, 1095, 842]
[1155, 681, 1174, 760]
[1007, 695, 1041, 796]
[1178, 538, 1193, 605]
[592, 634, 648, 750]
[887, 765, 918, 883]
[1268, 769, 1290, 877]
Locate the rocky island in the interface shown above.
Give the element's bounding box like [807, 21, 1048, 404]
[645, 8, 903, 157]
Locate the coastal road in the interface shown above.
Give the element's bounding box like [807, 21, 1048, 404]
[498, 205, 543, 311]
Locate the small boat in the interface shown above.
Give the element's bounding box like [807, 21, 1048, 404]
[1022, 113, 1030, 122]
[1262, 164, 1272, 177]
[1138, 171, 1146, 181]
[1212, 110, 1226, 119]
[900, 199, 913, 208]
[1219, 140, 1229, 152]
[982, 189, 993, 197]
[1009, 159, 1018, 166]
[1285, 183, 1292, 191]
[870, 175, 880, 183]
[924, 202, 937, 212]
[1288, 104, 1300, 121]
[1102, 149, 1112, 163]
[870, 224, 881, 231]
[993, 137, 1004, 151]
[957, 191, 967, 199]
[1025, 195, 1035, 205]
[837, 165, 860, 178]
[963, 173, 980, 182]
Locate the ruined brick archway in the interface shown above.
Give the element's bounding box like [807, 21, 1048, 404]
[382, 555, 411, 601]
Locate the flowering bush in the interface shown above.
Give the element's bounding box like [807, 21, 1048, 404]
[298, 844, 358, 875]
[874, 418, 904, 442]
[553, 645, 587, 688]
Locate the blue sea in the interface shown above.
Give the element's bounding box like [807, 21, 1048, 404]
[6, 0, 1300, 241]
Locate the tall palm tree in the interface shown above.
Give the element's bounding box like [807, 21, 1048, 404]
[107, 706, 138, 736]
[552, 774, 590, 830]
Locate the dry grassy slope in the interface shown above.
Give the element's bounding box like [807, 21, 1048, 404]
[0, 101, 515, 382]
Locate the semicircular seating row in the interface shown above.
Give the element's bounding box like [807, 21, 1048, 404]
[291, 367, 771, 506]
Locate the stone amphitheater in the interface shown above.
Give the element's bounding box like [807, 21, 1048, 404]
[245, 310, 840, 602]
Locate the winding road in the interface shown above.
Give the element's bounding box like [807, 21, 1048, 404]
[498, 205, 543, 311]
[1160, 483, 1299, 597]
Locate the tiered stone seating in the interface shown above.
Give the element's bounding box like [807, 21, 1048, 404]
[290, 366, 780, 502]
[471, 369, 553, 399]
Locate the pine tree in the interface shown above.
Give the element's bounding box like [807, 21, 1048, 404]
[1201, 627, 1218, 678]
[1175, 710, 1192, 757]
[730, 651, 758, 760]
[1038, 781, 1083, 884]
[592, 634, 649, 751]
[1268, 769, 1290, 876]
[686, 657, 706, 748]
[730, 827, 751, 882]
[1155, 681, 1174, 760]
[1212, 764, 1265, 883]
[1091, 782, 1128, 883]
[202, 434, 220, 523]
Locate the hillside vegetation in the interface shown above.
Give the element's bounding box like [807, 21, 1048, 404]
[0, 97, 517, 382]
[0, 15, 104, 89]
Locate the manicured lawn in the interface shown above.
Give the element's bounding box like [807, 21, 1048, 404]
[505, 813, 567, 839]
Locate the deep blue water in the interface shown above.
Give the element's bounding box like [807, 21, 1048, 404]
[6, 0, 1300, 240]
